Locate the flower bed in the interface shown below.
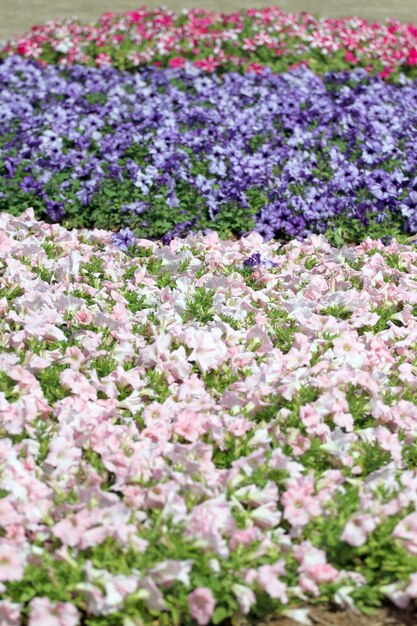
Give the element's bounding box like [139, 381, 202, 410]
[2, 6, 417, 80]
[1, 208, 417, 624]
[2, 56, 417, 244]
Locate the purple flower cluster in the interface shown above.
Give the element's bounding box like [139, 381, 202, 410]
[112, 227, 137, 251]
[1, 56, 417, 240]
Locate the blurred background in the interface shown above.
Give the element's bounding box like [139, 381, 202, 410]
[1, 0, 416, 40]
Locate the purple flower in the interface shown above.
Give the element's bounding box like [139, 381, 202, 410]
[243, 252, 278, 268]
[45, 200, 65, 222]
[112, 227, 137, 250]
[161, 219, 197, 245]
[19, 176, 40, 193]
[243, 253, 262, 268]
[121, 201, 148, 215]
[2, 55, 417, 241]
[369, 171, 398, 201]
[380, 235, 393, 245]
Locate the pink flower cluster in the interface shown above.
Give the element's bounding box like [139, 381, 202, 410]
[2, 6, 417, 77]
[1, 209, 417, 623]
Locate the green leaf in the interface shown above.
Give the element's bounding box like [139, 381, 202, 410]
[211, 606, 231, 624]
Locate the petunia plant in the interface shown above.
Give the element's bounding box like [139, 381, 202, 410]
[1, 57, 417, 243]
[2, 6, 417, 81]
[1, 208, 417, 623]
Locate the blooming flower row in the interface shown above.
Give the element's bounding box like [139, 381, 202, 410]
[1, 208, 417, 624]
[2, 6, 417, 80]
[2, 56, 417, 243]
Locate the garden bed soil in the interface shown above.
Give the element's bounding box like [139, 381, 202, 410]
[259, 606, 417, 626]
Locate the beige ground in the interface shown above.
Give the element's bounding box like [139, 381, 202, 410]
[261, 605, 416, 626]
[1, 0, 417, 41]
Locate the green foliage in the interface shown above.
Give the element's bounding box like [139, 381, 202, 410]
[144, 369, 171, 403]
[80, 256, 107, 281]
[185, 287, 215, 324]
[325, 213, 409, 247]
[266, 306, 296, 353]
[360, 303, 403, 334]
[7, 559, 85, 604]
[203, 365, 239, 394]
[320, 304, 352, 320]
[122, 289, 152, 314]
[36, 363, 70, 403]
[0, 371, 19, 402]
[0, 282, 24, 303]
[90, 354, 118, 378]
[345, 385, 374, 428]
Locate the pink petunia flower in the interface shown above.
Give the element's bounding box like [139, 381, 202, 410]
[0, 600, 21, 626]
[0, 541, 25, 582]
[188, 588, 216, 626]
[28, 598, 79, 626]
